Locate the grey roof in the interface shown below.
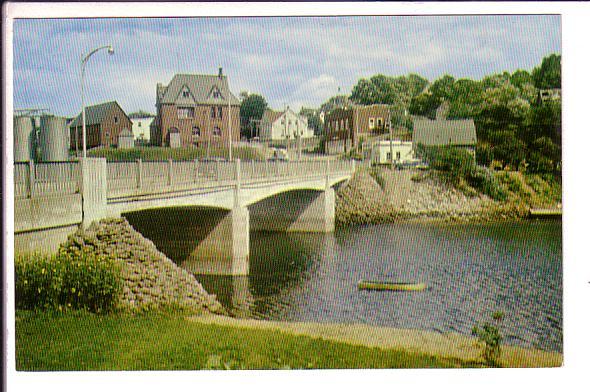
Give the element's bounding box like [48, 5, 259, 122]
[261, 109, 284, 124]
[413, 117, 477, 146]
[70, 101, 127, 127]
[159, 73, 241, 106]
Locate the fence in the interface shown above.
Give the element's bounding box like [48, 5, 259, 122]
[14, 161, 81, 199]
[106, 159, 354, 197]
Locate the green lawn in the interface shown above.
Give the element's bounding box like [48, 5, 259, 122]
[15, 311, 464, 370]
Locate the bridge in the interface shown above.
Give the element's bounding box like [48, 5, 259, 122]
[14, 158, 355, 275]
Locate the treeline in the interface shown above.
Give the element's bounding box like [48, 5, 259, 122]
[329, 54, 562, 175]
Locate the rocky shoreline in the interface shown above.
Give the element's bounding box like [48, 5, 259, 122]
[335, 168, 525, 226]
[60, 218, 224, 314]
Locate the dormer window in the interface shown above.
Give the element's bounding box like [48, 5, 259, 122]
[182, 90, 190, 98]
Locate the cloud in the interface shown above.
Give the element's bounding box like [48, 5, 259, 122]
[11, 15, 561, 115]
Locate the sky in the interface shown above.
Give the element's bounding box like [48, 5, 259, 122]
[12, 15, 561, 117]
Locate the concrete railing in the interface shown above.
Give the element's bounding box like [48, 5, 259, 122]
[14, 161, 81, 199]
[106, 159, 354, 198]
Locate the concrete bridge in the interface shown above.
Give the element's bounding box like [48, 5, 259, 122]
[14, 158, 354, 275]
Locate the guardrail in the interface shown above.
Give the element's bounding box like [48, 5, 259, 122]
[106, 159, 354, 198]
[14, 161, 81, 199]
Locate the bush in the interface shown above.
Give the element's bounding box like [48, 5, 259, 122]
[468, 166, 508, 201]
[472, 311, 504, 367]
[15, 253, 122, 313]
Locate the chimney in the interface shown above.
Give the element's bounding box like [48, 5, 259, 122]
[218, 67, 223, 79]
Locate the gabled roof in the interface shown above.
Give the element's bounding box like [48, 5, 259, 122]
[413, 117, 477, 146]
[70, 101, 128, 127]
[261, 109, 285, 124]
[158, 73, 240, 106]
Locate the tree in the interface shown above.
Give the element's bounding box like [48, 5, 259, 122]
[299, 108, 323, 135]
[532, 54, 561, 89]
[239, 94, 268, 139]
[510, 69, 533, 89]
[429, 74, 455, 101]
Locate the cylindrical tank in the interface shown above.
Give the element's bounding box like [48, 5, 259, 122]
[13, 116, 36, 162]
[39, 115, 69, 162]
[118, 128, 135, 149]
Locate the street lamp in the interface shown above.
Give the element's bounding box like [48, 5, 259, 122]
[80, 45, 114, 158]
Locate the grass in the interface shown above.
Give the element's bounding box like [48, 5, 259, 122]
[87, 146, 265, 161]
[15, 310, 464, 370]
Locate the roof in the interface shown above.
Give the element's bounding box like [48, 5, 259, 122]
[158, 73, 241, 106]
[70, 101, 127, 127]
[128, 111, 155, 119]
[261, 109, 285, 124]
[413, 117, 477, 146]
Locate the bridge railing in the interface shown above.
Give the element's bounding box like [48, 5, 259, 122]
[14, 161, 81, 199]
[105, 159, 354, 198]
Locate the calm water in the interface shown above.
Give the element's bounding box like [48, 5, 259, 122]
[128, 214, 562, 352]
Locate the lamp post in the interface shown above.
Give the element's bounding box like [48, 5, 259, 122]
[81, 45, 114, 158]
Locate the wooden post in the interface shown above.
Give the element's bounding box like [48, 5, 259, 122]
[136, 159, 142, 189]
[167, 158, 173, 186]
[28, 160, 35, 198]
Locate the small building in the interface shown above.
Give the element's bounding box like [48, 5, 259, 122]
[259, 107, 315, 142]
[152, 68, 240, 147]
[69, 101, 132, 150]
[129, 111, 155, 145]
[324, 104, 391, 154]
[370, 140, 417, 165]
[412, 117, 477, 156]
[538, 88, 561, 104]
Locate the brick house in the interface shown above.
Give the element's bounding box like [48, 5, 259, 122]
[324, 104, 391, 154]
[152, 68, 240, 147]
[69, 101, 132, 150]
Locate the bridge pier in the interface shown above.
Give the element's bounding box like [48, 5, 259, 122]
[181, 206, 250, 276]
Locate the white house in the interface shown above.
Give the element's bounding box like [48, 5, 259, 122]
[259, 107, 315, 142]
[129, 112, 155, 144]
[370, 140, 418, 165]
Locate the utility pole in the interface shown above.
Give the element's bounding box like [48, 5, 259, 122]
[389, 111, 394, 169]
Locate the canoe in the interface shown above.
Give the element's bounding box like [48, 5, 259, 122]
[357, 280, 427, 291]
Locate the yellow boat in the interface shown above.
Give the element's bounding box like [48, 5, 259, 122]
[357, 280, 427, 291]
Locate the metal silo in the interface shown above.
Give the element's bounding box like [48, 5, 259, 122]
[13, 116, 36, 162]
[39, 115, 69, 162]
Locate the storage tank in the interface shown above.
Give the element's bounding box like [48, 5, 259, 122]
[13, 116, 36, 162]
[39, 115, 69, 162]
[118, 128, 135, 149]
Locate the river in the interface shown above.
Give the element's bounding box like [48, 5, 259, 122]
[127, 214, 562, 353]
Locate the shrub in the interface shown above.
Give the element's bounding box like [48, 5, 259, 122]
[472, 311, 504, 367]
[15, 253, 122, 313]
[468, 166, 508, 201]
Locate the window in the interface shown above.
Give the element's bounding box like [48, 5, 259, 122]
[192, 126, 201, 145]
[182, 90, 190, 98]
[218, 106, 223, 119]
[211, 107, 216, 118]
[345, 119, 349, 130]
[138, 121, 142, 127]
[386, 152, 391, 161]
[178, 107, 195, 119]
[369, 117, 375, 128]
[114, 116, 118, 124]
[396, 151, 401, 160]
[377, 118, 383, 127]
[213, 126, 221, 137]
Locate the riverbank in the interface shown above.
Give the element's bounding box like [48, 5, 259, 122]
[15, 310, 561, 370]
[190, 314, 562, 368]
[335, 167, 561, 225]
[59, 218, 224, 314]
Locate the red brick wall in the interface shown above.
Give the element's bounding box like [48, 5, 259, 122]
[158, 103, 240, 147]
